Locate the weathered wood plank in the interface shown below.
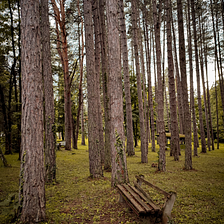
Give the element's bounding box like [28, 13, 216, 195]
[123, 184, 151, 213]
[117, 184, 145, 214]
[133, 181, 160, 211]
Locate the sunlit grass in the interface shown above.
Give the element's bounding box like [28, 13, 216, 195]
[0, 139, 224, 223]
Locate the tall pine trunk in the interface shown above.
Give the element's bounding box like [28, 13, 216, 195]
[166, 0, 179, 161]
[118, 0, 135, 156]
[84, 0, 103, 178]
[106, 0, 129, 185]
[41, 0, 56, 182]
[191, 0, 206, 153]
[131, 0, 148, 163]
[153, 0, 166, 171]
[19, 0, 45, 221]
[177, 0, 192, 169]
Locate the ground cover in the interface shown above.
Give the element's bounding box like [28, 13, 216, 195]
[0, 140, 224, 223]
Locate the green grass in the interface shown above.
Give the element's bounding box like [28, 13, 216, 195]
[0, 140, 224, 223]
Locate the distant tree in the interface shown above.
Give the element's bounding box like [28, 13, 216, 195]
[19, 0, 45, 221]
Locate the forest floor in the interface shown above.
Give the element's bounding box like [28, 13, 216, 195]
[0, 140, 224, 224]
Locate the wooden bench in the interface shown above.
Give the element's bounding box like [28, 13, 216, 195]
[56, 141, 66, 150]
[117, 175, 176, 224]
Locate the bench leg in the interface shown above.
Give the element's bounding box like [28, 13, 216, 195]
[162, 193, 177, 224]
[119, 193, 124, 203]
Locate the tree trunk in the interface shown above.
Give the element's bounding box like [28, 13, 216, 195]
[131, 0, 148, 163]
[144, 18, 156, 152]
[106, 0, 129, 185]
[93, 0, 105, 164]
[81, 90, 85, 145]
[166, 0, 179, 161]
[118, 0, 135, 156]
[41, 0, 56, 182]
[153, 0, 166, 171]
[19, 0, 45, 221]
[51, 0, 72, 151]
[84, 0, 103, 178]
[171, 17, 184, 135]
[98, 0, 111, 171]
[177, 0, 192, 169]
[191, 0, 206, 153]
[187, 0, 198, 156]
[215, 62, 219, 149]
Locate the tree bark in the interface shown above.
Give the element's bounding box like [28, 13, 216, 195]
[215, 64, 219, 149]
[131, 0, 148, 163]
[166, 0, 179, 161]
[153, 0, 166, 171]
[51, 0, 72, 151]
[41, 0, 56, 182]
[19, 0, 45, 221]
[118, 0, 135, 156]
[106, 0, 129, 185]
[144, 18, 156, 152]
[191, 0, 206, 153]
[84, 0, 103, 178]
[177, 0, 192, 169]
[98, 0, 111, 171]
[186, 0, 198, 156]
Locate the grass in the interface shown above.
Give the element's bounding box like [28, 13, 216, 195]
[0, 140, 224, 223]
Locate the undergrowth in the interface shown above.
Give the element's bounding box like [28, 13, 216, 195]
[0, 140, 224, 223]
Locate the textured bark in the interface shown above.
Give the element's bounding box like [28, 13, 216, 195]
[118, 0, 135, 156]
[98, 0, 111, 170]
[204, 43, 214, 151]
[138, 16, 149, 148]
[92, 0, 105, 164]
[131, 0, 148, 163]
[41, 0, 56, 182]
[166, 0, 179, 161]
[215, 66, 219, 149]
[106, 0, 129, 185]
[187, 0, 198, 156]
[84, 0, 103, 178]
[153, 0, 166, 171]
[171, 18, 184, 135]
[199, 14, 211, 151]
[19, 0, 46, 221]
[144, 20, 156, 152]
[191, 0, 206, 153]
[81, 90, 85, 145]
[177, 0, 192, 169]
[51, 0, 72, 151]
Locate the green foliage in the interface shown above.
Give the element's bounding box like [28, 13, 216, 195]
[1, 140, 224, 223]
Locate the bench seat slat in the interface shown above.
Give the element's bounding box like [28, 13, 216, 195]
[123, 184, 152, 213]
[117, 185, 145, 214]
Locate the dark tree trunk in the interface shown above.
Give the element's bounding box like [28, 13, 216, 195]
[177, 0, 192, 169]
[98, 0, 111, 171]
[191, 0, 206, 153]
[119, 0, 135, 156]
[166, 0, 179, 161]
[153, 0, 166, 171]
[41, 0, 56, 182]
[84, 0, 103, 178]
[187, 0, 198, 156]
[215, 63, 219, 149]
[19, 0, 46, 221]
[131, 0, 148, 163]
